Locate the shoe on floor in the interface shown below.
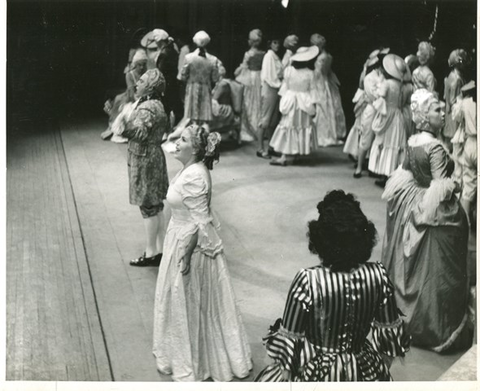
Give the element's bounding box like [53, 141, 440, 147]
[130, 253, 162, 267]
[256, 150, 271, 159]
[270, 159, 287, 166]
[101, 128, 113, 140]
[111, 134, 128, 143]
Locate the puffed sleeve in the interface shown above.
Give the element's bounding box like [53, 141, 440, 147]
[261, 269, 315, 374]
[425, 72, 437, 93]
[371, 81, 388, 134]
[429, 143, 452, 179]
[452, 98, 465, 123]
[261, 51, 282, 89]
[371, 263, 411, 357]
[180, 170, 223, 257]
[122, 104, 156, 142]
[278, 67, 291, 97]
[180, 56, 190, 81]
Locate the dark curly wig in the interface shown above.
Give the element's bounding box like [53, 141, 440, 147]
[307, 190, 378, 272]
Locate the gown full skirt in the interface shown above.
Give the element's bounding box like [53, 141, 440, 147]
[382, 168, 470, 351]
[153, 218, 253, 381]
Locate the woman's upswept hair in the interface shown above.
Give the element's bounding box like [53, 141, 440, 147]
[186, 124, 221, 170]
[307, 190, 377, 272]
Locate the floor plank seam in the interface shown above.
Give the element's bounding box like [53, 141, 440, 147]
[56, 124, 115, 381]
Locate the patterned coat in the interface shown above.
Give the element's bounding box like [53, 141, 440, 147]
[181, 49, 220, 121]
[123, 98, 169, 206]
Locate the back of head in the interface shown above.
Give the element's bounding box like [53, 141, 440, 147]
[283, 34, 299, 51]
[141, 68, 166, 97]
[248, 29, 263, 47]
[417, 41, 435, 66]
[307, 190, 377, 272]
[193, 30, 211, 48]
[410, 88, 438, 131]
[310, 33, 326, 51]
[448, 48, 468, 69]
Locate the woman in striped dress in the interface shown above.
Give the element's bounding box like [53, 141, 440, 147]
[255, 190, 411, 382]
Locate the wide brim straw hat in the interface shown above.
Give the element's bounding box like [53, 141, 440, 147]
[291, 46, 319, 62]
[383, 53, 407, 82]
[193, 30, 211, 48]
[140, 31, 157, 49]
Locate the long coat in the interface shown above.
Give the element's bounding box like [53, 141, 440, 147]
[123, 98, 169, 206]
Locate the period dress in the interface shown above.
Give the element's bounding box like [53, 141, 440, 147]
[181, 49, 221, 122]
[443, 68, 465, 140]
[255, 262, 411, 382]
[235, 48, 266, 141]
[269, 66, 318, 155]
[122, 98, 169, 206]
[412, 65, 436, 93]
[153, 163, 252, 382]
[368, 78, 407, 176]
[313, 51, 347, 146]
[381, 132, 470, 352]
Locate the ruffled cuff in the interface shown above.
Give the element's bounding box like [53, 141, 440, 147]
[262, 319, 316, 374]
[371, 318, 411, 357]
[195, 219, 223, 258]
[412, 177, 464, 227]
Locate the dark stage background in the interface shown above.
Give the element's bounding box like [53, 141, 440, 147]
[7, 0, 477, 129]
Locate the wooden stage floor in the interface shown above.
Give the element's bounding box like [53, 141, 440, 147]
[5, 116, 476, 383]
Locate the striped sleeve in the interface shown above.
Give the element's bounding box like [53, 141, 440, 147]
[371, 263, 411, 357]
[262, 269, 312, 373]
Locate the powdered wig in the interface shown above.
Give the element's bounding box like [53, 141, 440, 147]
[186, 124, 221, 170]
[448, 48, 467, 68]
[307, 190, 377, 272]
[140, 68, 166, 96]
[410, 88, 439, 131]
[417, 41, 435, 65]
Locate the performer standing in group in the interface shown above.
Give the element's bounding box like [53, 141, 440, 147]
[269, 46, 319, 166]
[310, 33, 347, 146]
[119, 69, 170, 267]
[382, 88, 471, 352]
[255, 190, 411, 382]
[153, 124, 253, 381]
[257, 38, 283, 159]
[368, 54, 408, 187]
[282, 34, 299, 70]
[352, 53, 385, 178]
[412, 41, 437, 93]
[181, 31, 221, 126]
[444, 49, 468, 152]
[452, 80, 477, 228]
[234, 29, 265, 142]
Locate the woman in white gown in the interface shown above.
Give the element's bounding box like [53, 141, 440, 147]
[153, 124, 252, 382]
[310, 34, 347, 146]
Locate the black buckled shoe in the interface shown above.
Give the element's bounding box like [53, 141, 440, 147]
[130, 253, 162, 267]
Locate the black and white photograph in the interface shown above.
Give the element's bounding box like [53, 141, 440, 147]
[4, 0, 478, 388]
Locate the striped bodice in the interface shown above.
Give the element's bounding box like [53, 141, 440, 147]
[283, 262, 396, 353]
